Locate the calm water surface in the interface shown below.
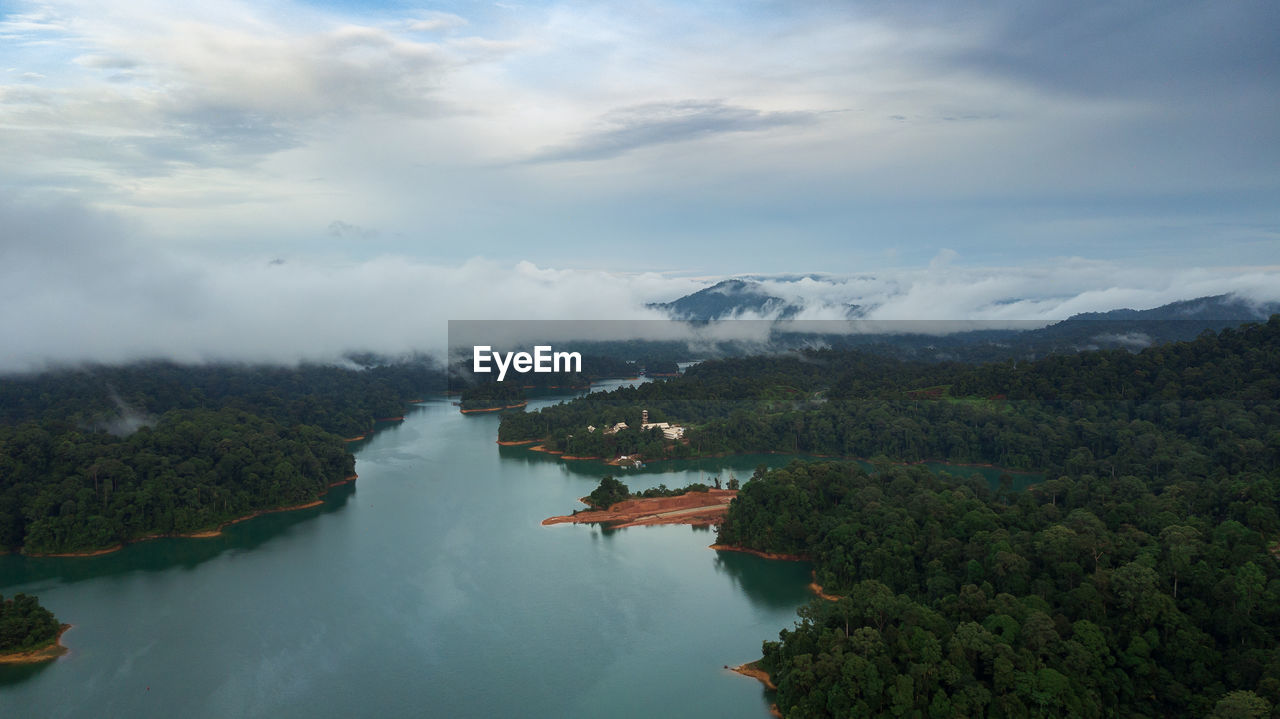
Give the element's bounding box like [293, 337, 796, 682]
[1, 388, 813, 718]
[2, 382, 1032, 717]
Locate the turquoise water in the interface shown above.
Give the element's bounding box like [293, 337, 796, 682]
[1, 382, 1035, 717]
[0, 397, 812, 718]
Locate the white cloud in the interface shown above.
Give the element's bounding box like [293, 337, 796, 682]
[406, 14, 468, 33]
[0, 0, 1274, 296]
[2, 197, 1275, 373]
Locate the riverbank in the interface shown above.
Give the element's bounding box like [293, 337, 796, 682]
[543, 490, 737, 528]
[710, 545, 843, 601]
[708, 544, 809, 562]
[728, 661, 782, 717]
[808, 579, 842, 601]
[19, 474, 358, 558]
[459, 402, 527, 414]
[0, 624, 71, 665]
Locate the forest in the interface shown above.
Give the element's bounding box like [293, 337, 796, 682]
[584, 475, 720, 509]
[497, 320, 1279, 482]
[492, 318, 1280, 716]
[706, 319, 1280, 718]
[0, 361, 445, 553]
[0, 593, 61, 654]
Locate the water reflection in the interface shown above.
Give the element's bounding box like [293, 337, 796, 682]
[0, 652, 58, 687]
[711, 550, 813, 611]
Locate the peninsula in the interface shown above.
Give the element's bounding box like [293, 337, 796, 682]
[543, 489, 736, 528]
[0, 594, 66, 664]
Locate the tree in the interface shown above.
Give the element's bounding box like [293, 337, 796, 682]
[587, 476, 630, 510]
[1210, 690, 1270, 719]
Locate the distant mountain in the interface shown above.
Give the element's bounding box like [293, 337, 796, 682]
[650, 283, 1279, 361]
[1062, 294, 1280, 323]
[647, 279, 802, 320]
[648, 278, 876, 321]
[1020, 294, 1280, 353]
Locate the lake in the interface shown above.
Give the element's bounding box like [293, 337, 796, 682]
[0, 389, 813, 718]
[1, 382, 1036, 717]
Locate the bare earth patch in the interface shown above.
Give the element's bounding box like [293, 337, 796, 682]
[543, 490, 737, 528]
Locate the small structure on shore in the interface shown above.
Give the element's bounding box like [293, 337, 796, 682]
[640, 408, 686, 440]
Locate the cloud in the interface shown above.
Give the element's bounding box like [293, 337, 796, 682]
[0, 4, 471, 181]
[528, 100, 818, 162]
[2, 197, 1277, 374]
[328, 220, 379, 240]
[406, 14, 468, 33]
[0, 0, 1274, 284]
[73, 54, 137, 69]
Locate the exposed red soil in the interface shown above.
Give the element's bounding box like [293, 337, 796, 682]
[496, 439, 539, 446]
[809, 579, 843, 601]
[708, 544, 810, 562]
[728, 662, 782, 716]
[543, 490, 737, 528]
[730, 661, 777, 691]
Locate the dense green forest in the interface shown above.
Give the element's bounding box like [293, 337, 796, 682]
[498, 320, 1279, 480]
[0, 359, 445, 437]
[0, 408, 355, 553]
[583, 475, 720, 509]
[705, 319, 1280, 718]
[459, 380, 528, 411]
[724, 458, 1280, 718]
[493, 318, 1280, 715]
[0, 361, 445, 553]
[0, 593, 61, 654]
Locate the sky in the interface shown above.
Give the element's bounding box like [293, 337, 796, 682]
[1, 0, 1278, 369]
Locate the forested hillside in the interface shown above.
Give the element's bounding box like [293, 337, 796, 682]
[498, 318, 1279, 477]
[712, 318, 1280, 718]
[0, 361, 444, 554]
[0, 360, 445, 437]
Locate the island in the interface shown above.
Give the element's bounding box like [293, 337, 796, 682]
[0, 594, 68, 664]
[543, 476, 736, 528]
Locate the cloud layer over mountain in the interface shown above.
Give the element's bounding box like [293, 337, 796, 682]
[3, 198, 1277, 373]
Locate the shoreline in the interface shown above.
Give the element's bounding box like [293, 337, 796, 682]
[20, 474, 358, 558]
[16, 386, 424, 557]
[708, 544, 809, 562]
[460, 402, 528, 414]
[709, 545, 843, 600]
[808, 577, 843, 601]
[728, 661, 782, 718]
[0, 624, 71, 665]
